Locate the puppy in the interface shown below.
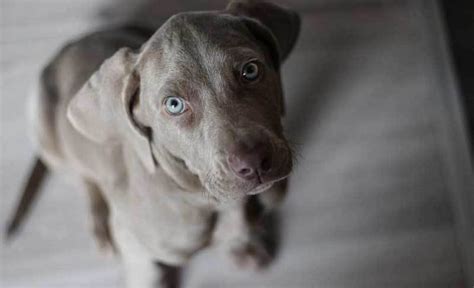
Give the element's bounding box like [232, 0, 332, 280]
[6, 1, 300, 287]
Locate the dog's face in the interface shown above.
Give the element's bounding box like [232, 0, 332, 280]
[68, 1, 300, 201]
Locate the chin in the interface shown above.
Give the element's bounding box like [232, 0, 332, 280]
[246, 182, 275, 195]
[204, 178, 277, 203]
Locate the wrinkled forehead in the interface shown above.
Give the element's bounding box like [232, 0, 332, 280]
[139, 12, 267, 77]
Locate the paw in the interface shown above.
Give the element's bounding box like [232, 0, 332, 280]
[226, 212, 280, 270]
[229, 238, 273, 270]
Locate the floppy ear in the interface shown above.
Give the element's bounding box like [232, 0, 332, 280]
[67, 47, 156, 173]
[226, 0, 301, 65]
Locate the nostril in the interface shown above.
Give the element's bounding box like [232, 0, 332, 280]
[228, 140, 273, 180]
[260, 157, 271, 173]
[238, 167, 254, 177]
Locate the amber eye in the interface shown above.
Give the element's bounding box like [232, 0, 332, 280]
[241, 61, 260, 82]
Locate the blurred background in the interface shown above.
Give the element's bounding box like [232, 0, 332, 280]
[1, 0, 473, 287]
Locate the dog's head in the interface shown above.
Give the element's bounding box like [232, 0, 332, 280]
[68, 0, 300, 201]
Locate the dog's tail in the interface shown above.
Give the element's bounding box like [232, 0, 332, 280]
[4, 157, 49, 241]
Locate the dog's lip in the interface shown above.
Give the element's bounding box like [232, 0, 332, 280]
[245, 173, 290, 195]
[164, 147, 198, 176]
[158, 145, 204, 190]
[246, 182, 274, 195]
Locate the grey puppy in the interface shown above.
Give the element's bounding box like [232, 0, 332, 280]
[6, 0, 300, 287]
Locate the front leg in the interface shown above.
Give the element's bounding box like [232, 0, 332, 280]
[111, 218, 182, 288]
[214, 179, 287, 269]
[84, 179, 115, 252]
[122, 254, 181, 288]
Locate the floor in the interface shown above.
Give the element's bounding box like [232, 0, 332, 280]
[0, 0, 467, 287]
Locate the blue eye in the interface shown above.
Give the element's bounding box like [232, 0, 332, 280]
[164, 96, 186, 115]
[241, 61, 260, 82]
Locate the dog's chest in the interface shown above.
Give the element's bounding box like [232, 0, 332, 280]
[118, 197, 215, 264]
[112, 169, 216, 264]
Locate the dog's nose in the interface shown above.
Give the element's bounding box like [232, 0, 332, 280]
[227, 141, 272, 181]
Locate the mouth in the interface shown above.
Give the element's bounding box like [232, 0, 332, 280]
[170, 152, 190, 171]
[160, 142, 292, 199]
[156, 144, 204, 191]
[246, 182, 274, 195]
[244, 172, 291, 195]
